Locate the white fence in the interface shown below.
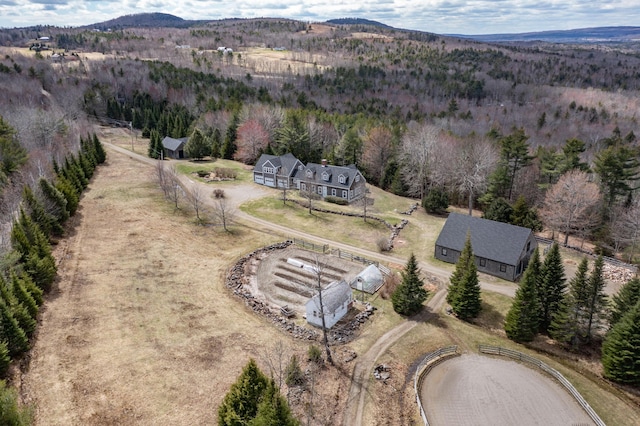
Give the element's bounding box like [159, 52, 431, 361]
[413, 346, 459, 426]
[478, 345, 605, 426]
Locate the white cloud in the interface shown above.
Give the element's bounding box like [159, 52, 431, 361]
[0, 0, 639, 34]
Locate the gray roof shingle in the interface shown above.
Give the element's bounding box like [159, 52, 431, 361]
[435, 212, 533, 266]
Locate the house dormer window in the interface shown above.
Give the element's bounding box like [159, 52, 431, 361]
[306, 169, 313, 178]
[322, 171, 329, 181]
[338, 174, 346, 184]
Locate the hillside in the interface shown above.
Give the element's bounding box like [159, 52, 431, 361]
[455, 25, 640, 43]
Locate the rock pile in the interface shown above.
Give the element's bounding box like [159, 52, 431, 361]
[373, 364, 390, 380]
[400, 203, 420, 215]
[602, 262, 637, 284]
[328, 304, 377, 344]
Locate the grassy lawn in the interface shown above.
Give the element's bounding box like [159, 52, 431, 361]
[175, 158, 252, 183]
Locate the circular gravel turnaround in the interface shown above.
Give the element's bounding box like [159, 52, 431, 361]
[420, 354, 595, 426]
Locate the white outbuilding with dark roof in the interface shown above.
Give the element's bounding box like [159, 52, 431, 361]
[305, 280, 353, 329]
[434, 212, 537, 281]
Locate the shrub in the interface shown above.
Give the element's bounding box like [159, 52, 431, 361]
[214, 167, 237, 180]
[285, 354, 305, 387]
[380, 273, 401, 300]
[422, 187, 449, 214]
[196, 170, 210, 177]
[308, 345, 323, 364]
[324, 196, 348, 205]
[213, 189, 225, 199]
[377, 237, 391, 252]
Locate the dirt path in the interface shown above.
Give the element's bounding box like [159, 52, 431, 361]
[421, 354, 595, 426]
[342, 288, 448, 426]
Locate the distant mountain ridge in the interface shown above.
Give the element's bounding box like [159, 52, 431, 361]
[85, 13, 640, 45]
[86, 12, 197, 30]
[452, 26, 640, 43]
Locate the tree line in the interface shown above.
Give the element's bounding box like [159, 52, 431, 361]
[0, 128, 106, 423]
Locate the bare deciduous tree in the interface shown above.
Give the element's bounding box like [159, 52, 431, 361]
[450, 136, 498, 215]
[186, 184, 208, 225]
[233, 119, 269, 164]
[311, 255, 333, 365]
[362, 126, 393, 185]
[212, 197, 235, 231]
[260, 340, 289, 389]
[158, 164, 183, 210]
[400, 123, 441, 199]
[541, 170, 601, 246]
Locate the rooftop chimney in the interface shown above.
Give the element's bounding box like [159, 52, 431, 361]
[321, 159, 328, 167]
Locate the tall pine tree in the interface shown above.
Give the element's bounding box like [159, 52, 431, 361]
[448, 233, 482, 320]
[585, 256, 608, 341]
[602, 299, 640, 385]
[610, 278, 640, 329]
[391, 253, 428, 316]
[550, 257, 589, 348]
[248, 379, 299, 426]
[538, 243, 566, 333]
[505, 248, 541, 342]
[218, 359, 269, 426]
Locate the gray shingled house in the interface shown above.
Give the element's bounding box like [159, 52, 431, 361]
[253, 153, 304, 188]
[253, 154, 367, 204]
[434, 212, 537, 281]
[295, 160, 366, 204]
[161, 136, 188, 159]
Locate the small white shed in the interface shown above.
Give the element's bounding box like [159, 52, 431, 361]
[350, 264, 384, 294]
[305, 280, 352, 329]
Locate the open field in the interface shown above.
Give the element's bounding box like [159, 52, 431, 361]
[17, 148, 346, 425]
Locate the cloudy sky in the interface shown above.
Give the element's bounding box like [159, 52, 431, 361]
[1, 0, 639, 35]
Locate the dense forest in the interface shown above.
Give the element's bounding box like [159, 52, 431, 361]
[1, 17, 640, 259]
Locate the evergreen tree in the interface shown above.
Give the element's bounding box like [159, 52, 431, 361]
[448, 233, 482, 320]
[610, 278, 640, 329]
[505, 248, 541, 342]
[482, 197, 513, 223]
[0, 343, 10, 376]
[0, 379, 32, 425]
[18, 272, 43, 306]
[550, 257, 589, 347]
[510, 195, 543, 231]
[538, 243, 566, 333]
[0, 298, 28, 356]
[249, 379, 299, 426]
[585, 256, 608, 341]
[447, 232, 473, 307]
[211, 128, 222, 159]
[92, 133, 106, 164]
[0, 116, 28, 185]
[221, 113, 240, 160]
[39, 177, 69, 225]
[391, 253, 428, 316]
[10, 272, 38, 319]
[602, 300, 640, 385]
[23, 185, 63, 238]
[55, 176, 79, 216]
[148, 129, 159, 159]
[218, 359, 269, 426]
[185, 128, 211, 159]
